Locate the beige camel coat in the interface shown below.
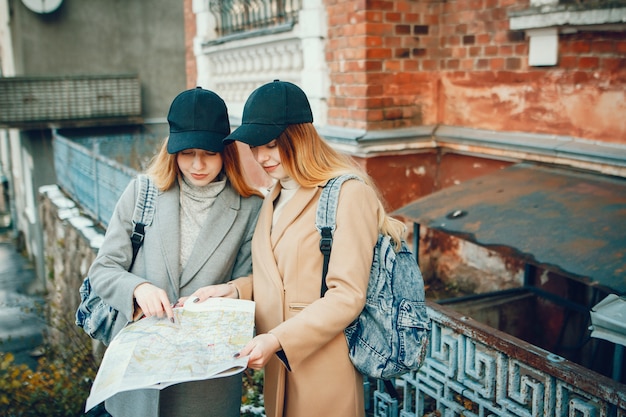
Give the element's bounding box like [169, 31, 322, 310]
[232, 178, 380, 417]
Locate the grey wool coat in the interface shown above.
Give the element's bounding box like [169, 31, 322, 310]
[88, 177, 263, 417]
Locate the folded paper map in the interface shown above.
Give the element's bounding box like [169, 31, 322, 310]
[85, 297, 255, 411]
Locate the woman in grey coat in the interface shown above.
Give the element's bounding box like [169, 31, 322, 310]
[88, 87, 263, 417]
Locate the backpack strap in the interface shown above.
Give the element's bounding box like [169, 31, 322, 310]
[316, 175, 404, 395]
[129, 174, 157, 270]
[315, 174, 361, 297]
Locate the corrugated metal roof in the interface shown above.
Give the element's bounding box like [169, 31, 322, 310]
[394, 163, 626, 294]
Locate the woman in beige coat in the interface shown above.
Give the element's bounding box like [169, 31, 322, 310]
[195, 80, 406, 417]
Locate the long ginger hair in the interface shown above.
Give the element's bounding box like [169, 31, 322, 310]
[146, 137, 262, 198]
[276, 123, 406, 247]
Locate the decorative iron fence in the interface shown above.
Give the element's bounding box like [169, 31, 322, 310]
[209, 0, 302, 36]
[371, 302, 626, 417]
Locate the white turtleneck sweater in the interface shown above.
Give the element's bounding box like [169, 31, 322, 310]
[272, 177, 300, 227]
[179, 175, 226, 268]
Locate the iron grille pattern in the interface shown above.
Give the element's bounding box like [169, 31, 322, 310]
[209, 0, 302, 36]
[370, 304, 626, 417]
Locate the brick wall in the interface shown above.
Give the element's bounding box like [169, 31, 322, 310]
[441, 28, 626, 143]
[325, 0, 441, 130]
[324, 0, 626, 144]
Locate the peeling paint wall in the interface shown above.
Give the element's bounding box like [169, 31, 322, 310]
[441, 64, 626, 143]
[324, 0, 626, 144]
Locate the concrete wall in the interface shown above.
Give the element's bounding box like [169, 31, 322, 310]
[8, 0, 187, 121]
[10, 130, 56, 291]
[2, 0, 188, 286]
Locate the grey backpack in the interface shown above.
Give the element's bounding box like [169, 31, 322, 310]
[75, 174, 157, 345]
[316, 175, 431, 384]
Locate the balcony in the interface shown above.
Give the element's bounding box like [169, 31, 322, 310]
[0, 74, 142, 129]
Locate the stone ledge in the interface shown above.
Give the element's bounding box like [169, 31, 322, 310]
[320, 124, 626, 177]
[509, 4, 626, 31]
[508, 4, 626, 66]
[39, 184, 105, 251]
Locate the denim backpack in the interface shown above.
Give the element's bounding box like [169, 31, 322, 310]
[75, 174, 157, 345]
[316, 175, 431, 388]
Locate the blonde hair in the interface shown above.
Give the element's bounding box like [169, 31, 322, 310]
[146, 137, 262, 198]
[276, 123, 406, 248]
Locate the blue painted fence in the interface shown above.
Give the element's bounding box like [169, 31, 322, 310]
[52, 130, 162, 227]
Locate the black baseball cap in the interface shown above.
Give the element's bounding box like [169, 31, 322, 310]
[167, 87, 230, 154]
[223, 80, 313, 147]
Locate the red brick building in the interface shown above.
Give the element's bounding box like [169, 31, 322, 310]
[183, 0, 625, 204]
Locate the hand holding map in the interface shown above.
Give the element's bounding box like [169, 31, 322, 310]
[85, 297, 255, 411]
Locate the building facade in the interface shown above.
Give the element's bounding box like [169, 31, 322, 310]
[0, 0, 187, 284]
[2, 0, 625, 414]
[183, 0, 625, 296]
[182, 0, 626, 405]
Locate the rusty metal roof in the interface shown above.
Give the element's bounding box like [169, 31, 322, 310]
[394, 163, 626, 294]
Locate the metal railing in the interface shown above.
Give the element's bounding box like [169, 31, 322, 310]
[209, 0, 302, 36]
[371, 302, 626, 417]
[52, 131, 161, 227]
[0, 74, 142, 129]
